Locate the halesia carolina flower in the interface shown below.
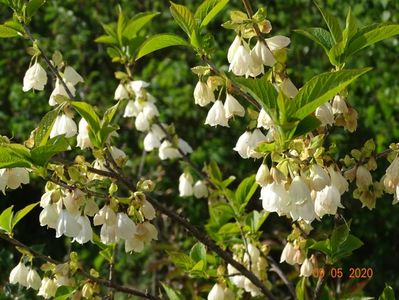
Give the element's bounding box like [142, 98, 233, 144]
[255, 164, 270, 187]
[116, 213, 136, 240]
[193, 180, 208, 198]
[9, 262, 29, 287]
[233, 131, 252, 159]
[141, 200, 156, 220]
[280, 242, 295, 265]
[208, 283, 225, 300]
[142, 102, 159, 120]
[144, 130, 161, 151]
[257, 108, 274, 129]
[125, 222, 158, 253]
[84, 198, 99, 217]
[384, 156, 399, 191]
[93, 205, 116, 226]
[194, 81, 215, 107]
[158, 140, 181, 160]
[246, 51, 264, 78]
[39, 204, 59, 229]
[77, 118, 92, 149]
[73, 215, 93, 244]
[265, 35, 291, 51]
[49, 79, 76, 106]
[0, 168, 30, 194]
[100, 223, 117, 244]
[56, 209, 81, 238]
[248, 129, 267, 158]
[315, 103, 334, 126]
[288, 175, 316, 223]
[229, 44, 254, 77]
[356, 165, 373, 188]
[22, 62, 47, 92]
[227, 264, 245, 288]
[260, 182, 290, 216]
[328, 166, 348, 195]
[314, 185, 343, 218]
[224, 93, 245, 118]
[123, 100, 139, 118]
[227, 35, 241, 63]
[205, 100, 229, 127]
[280, 77, 298, 98]
[300, 258, 314, 277]
[309, 164, 330, 191]
[110, 146, 127, 166]
[178, 138, 193, 155]
[27, 268, 41, 290]
[114, 83, 129, 100]
[179, 172, 193, 197]
[135, 112, 150, 132]
[251, 40, 276, 67]
[332, 95, 348, 114]
[50, 114, 77, 138]
[63, 66, 84, 86]
[130, 80, 149, 99]
[38, 277, 58, 299]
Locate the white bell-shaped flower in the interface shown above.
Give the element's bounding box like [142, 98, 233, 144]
[178, 138, 193, 155]
[280, 242, 295, 265]
[246, 51, 264, 78]
[116, 213, 136, 240]
[257, 108, 274, 129]
[208, 283, 225, 300]
[114, 83, 129, 100]
[55, 209, 81, 238]
[314, 185, 343, 218]
[123, 100, 139, 118]
[205, 100, 229, 127]
[280, 78, 298, 98]
[141, 200, 156, 220]
[63, 66, 84, 86]
[224, 93, 245, 118]
[39, 204, 59, 229]
[315, 103, 334, 126]
[328, 166, 348, 195]
[94, 205, 116, 226]
[100, 223, 117, 244]
[229, 44, 253, 77]
[252, 40, 276, 67]
[142, 102, 159, 120]
[84, 198, 99, 217]
[384, 156, 399, 191]
[130, 80, 149, 98]
[309, 164, 330, 191]
[159, 141, 181, 160]
[260, 182, 290, 215]
[77, 118, 92, 149]
[227, 35, 241, 63]
[233, 131, 252, 159]
[23, 62, 47, 92]
[193, 180, 208, 198]
[194, 81, 215, 107]
[9, 262, 29, 286]
[73, 215, 93, 244]
[27, 268, 41, 290]
[256, 164, 270, 187]
[50, 114, 77, 138]
[135, 112, 150, 132]
[248, 129, 267, 158]
[110, 146, 127, 166]
[38, 277, 58, 299]
[266, 35, 291, 51]
[356, 165, 372, 188]
[49, 79, 76, 106]
[0, 168, 30, 193]
[144, 131, 161, 151]
[125, 222, 158, 253]
[289, 175, 311, 205]
[332, 95, 348, 114]
[300, 258, 314, 277]
[179, 172, 193, 197]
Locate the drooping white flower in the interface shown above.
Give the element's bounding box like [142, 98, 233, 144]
[62, 189, 83, 216]
[0, 168, 30, 194]
[38, 277, 58, 299]
[384, 156, 399, 192]
[314, 185, 343, 218]
[23, 62, 47, 92]
[332, 95, 348, 114]
[135, 112, 150, 132]
[141, 200, 156, 220]
[266, 35, 291, 51]
[9, 262, 29, 286]
[288, 175, 316, 223]
[179, 172, 193, 197]
[144, 131, 161, 151]
[227, 35, 241, 63]
[73, 215, 93, 244]
[93, 205, 116, 226]
[280, 242, 295, 265]
[309, 165, 330, 191]
[55, 209, 81, 238]
[224, 93, 245, 118]
[328, 166, 348, 195]
[116, 213, 136, 240]
[251, 40, 276, 67]
[208, 283, 225, 300]
[293, 249, 305, 265]
[114, 83, 129, 100]
[300, 258, 314, 277]
[193, 180, 208, 198]
[100, 223, 117, 245]
[27, 268, 41, 290]
[123, 100, 139, 118]
[50, 114, 77, 138]
[229, 44, 254, 77]
[244, 243, 260, 265]
[233, 131, 252, 159]
[248, 129, 267, 158]
[260, 182, 290, 216]
[158, 140, 181, 160]
[49, 79, 76, 106]
[84, 198, 99, 217]
[227, 263, 245, 288]
[356, 165, 372, 188]
[280, 78, 298, 98]
[178, 138, 193, 155]
[110, 146, 127, 165]
[246, 51, 264, 78]
[130, 80, 149, 98]
[257, 108, 274, 129]
[125, 222, 158, 253]
[194, 81, 215, 107]
[39, 204, 59, 229]
[256, 164, 270, 187]
[205, 100, 229, 127]
[315, 103, 334, 126]
[77, 118, 92, 149]
[142, 102, 159, 120]
[63, 66, 84, 86]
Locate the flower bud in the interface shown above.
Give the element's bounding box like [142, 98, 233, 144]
[179, 172, 193, 197]
[77, 118, 92, 149]
[256, 164, 270, 187]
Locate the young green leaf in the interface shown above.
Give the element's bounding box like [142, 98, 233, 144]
[34, 108, 61, 146]
[12, 202, 39, 229]
[293, 115, 321, 137]
[234, 175, 257, 212]
[190, 242, 206, 262]
[162, 283, 184, 300]
[0, 146, 31, 168]
[170, 2, 196, 38]
[123, 12, 160, 39]
[294, 27, 334, 53]
[0, 24, 19, 38]
[315, 2, 342, 43]
[31, 136, 70, 166]
[26, 0, 46, 18]
[70, 101, 101, 132]
[379, 285, 395, 300]
[0, 206, 14, 233]
[194, 0, 229, 28]
[135, 33, 188, 61]
[245, 210, 269, 234]
[293, 68, 371, 120]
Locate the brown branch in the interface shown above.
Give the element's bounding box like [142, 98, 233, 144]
[0, 232, 161, 300]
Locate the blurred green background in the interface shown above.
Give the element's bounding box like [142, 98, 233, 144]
[0, 0, 398, 298]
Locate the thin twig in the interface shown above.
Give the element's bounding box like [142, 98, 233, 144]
[268, 256, 297, 300]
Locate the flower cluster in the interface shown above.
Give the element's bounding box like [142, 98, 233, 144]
[178, 172, 208, 198]
[9, 262, 41, 290]
[280, 242, 315, 277]
[0, 167, 30, 194]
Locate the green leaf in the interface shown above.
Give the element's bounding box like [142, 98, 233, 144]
[315, 2, 342, 43]
[0, 145, 31, 168]
[234, 175, 257, 212]
[102, 101, 121, 127]
[294, 27, 334, 53]
[293, 115, 321, 137]
[309, 239, 332, 256]
[95, 35, 117, 45]
[26, 0, 46, 18]
[54, 286, 74, 300]
[123, 12, 160, 39]
[245, 210, 269, 233]
[379, 285, 395, 300]
[343, 8, 358, 43]
[162, 283, 184, 300]
[234, 75, 278, 119]
[194, 0, 229, 28]
[296, 277, 306, 300]
[168, 251, 195, 270]
[31, 136, 70, 166]
[70, 101, 101, 132]
[34, 108, 61, 146]
[135, 33, 188, 61]
[12, 202, 39, 229]
[346, 24, 399, 58]
[217, 222, 241, 236]
[170, 2, 196, 38]
[330, 223, 350, 254]
[208, 161, 223, 183]
[293, 68, 371, 120]
[0, 24, 19, 38]
[117, 9, 126, 45]
[190, 242, 206, 262]
[333, 234, 363, 259]
[0, 206, 14, 233]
